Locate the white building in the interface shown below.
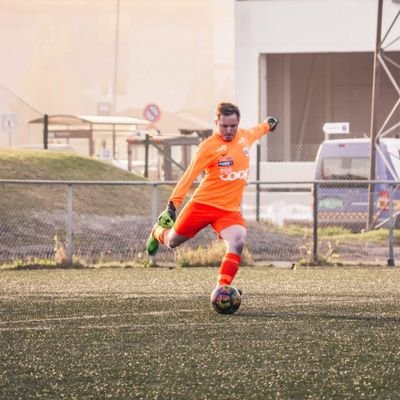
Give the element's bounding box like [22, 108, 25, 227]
[235, 0, 400, 161]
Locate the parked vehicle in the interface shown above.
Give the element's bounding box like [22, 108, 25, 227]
[314, 138, 400, 230]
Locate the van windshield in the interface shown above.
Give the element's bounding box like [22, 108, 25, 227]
[322, 157, 369, 180]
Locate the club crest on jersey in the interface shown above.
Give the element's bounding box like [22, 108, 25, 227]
[243, 147, 249, 157]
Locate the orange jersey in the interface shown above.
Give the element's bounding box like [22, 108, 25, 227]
[169, 122, 270, 211]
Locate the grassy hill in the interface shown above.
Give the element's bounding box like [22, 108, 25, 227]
[0, 148, 171, 216]
[0, 148, 252, 267]
[0, 148, 177, 265]
[0, 148, 144, 181]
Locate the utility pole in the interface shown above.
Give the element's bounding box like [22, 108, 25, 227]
[367, 0, 383, 230]
[112, 0, 120, 115]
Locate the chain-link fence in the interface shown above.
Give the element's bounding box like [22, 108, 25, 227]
[0, 179, 398, 267]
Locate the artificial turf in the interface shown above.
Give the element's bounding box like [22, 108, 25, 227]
[1, 266, 399, 399]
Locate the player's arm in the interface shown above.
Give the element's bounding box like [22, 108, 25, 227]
[157, 142, 212, 226]
[169, 143, 211, 208]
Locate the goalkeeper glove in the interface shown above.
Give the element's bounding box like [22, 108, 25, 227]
[266, 116, 279, 132]
[157, 201, 176, 228]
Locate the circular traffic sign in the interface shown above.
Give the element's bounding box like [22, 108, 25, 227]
[143, 103, 161, 123]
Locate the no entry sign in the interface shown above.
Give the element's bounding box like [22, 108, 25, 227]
[143, 103, 161, 124]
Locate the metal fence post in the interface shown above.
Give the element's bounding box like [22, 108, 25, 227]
[144, 134, 150, 178]
[151, 184, 158, 223]
[43, 114, 48, 150]
[66, 184, 73, 264]
[313, 182, 318, 264]
[256, 143, 261, 222]
[149, 183, 159, 263]
[388, 183, 395, 267]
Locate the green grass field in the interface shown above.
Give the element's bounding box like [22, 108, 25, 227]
[1, 266, 400, 399]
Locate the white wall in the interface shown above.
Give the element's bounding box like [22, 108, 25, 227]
[235, 0, 400, 128]
[244, 161, 315, 223]
[248, 161, 315, 182]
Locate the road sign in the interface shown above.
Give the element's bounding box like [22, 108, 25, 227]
[143, 103, 161, 124]
[323, 122, 350, 135]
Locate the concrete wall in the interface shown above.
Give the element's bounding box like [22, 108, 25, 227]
[248, 161, 315, 182]
[244, 161, 315, 223]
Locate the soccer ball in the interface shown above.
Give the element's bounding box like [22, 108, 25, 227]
[211, 285, 241, 314]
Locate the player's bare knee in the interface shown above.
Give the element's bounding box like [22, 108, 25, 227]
[235, 238, 245, 253]
[229, 236, 245, 254]
[237, 232, 246, 247]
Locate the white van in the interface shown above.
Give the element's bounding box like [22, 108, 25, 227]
[314, 137, 400, 229]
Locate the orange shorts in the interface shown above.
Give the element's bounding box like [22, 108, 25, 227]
[173, 201, 246, 238]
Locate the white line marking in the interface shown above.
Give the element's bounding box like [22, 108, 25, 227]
[0, 309, 198, 326]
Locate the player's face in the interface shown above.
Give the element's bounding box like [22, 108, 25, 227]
[216, 114, 239, 142]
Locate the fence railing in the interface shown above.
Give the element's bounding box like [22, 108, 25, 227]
[0, 179, 398, 267]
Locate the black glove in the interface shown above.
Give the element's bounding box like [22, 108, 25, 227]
[266, 116, 279, 132]
[157, 201, 176, 228]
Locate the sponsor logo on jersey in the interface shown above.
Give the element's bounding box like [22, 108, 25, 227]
[243, 147, 249, 157]
[218, 158, 234, 167]
[219, 168, 250, 181]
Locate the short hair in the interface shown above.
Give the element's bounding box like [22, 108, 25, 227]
[215, 102, 240, 120]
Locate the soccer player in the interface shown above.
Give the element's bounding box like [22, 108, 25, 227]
[147, 102, 279, 288]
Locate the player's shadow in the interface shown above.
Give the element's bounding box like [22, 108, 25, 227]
[236, 310, 400, 324]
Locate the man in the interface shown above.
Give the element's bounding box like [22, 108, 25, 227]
[147, 102, 279, 288]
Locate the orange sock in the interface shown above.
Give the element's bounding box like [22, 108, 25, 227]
[153, 226, 169, 244]
[218, 253, 241, 286]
